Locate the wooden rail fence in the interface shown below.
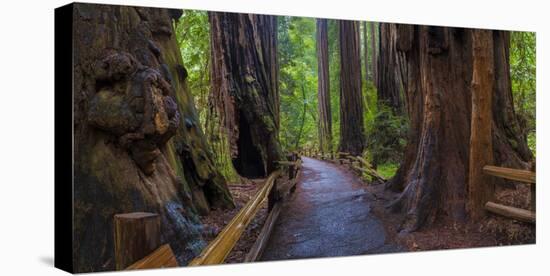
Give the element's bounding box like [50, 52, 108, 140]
[483, 165, 536, 223]
[113, 155, 302, 270]
[300, 148, 385, 183]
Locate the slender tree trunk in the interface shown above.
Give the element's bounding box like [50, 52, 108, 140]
[338, 20, 366, 156]
[316, 18, 332, 154]
[363, 22, 369, 84]
[388, 26, 533, 232]
[468, 29, 495, 221]
[295, 83, 308, 149]
[209, 12, 284, 178]
[370, 22, 377, 84]
[377, 23, 402, 113]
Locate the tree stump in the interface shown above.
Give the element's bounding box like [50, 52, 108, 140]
[114, 212, 161, 270]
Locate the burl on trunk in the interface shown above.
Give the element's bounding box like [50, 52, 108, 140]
[72, 4, 233, 272]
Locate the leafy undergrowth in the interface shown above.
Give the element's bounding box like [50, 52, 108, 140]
[376, 162, 399, 179]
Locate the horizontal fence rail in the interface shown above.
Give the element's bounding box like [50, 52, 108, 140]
[483, 165, 536, 224]
[189, 170, 282, 266]
[126, 244, 178, 270]
[485, 201, 535, 223]
[245, 158, 302, 262]
[301, 149, 385, 183]
[483, 165, 535, 184]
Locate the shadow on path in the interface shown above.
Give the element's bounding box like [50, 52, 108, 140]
[261, 157, 402, 261]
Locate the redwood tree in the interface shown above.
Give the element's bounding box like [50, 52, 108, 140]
[468, 29, 495, 221]
[377, 23, 402, 113]
[71, 4, 234, 271]
[209, 12, 283, 178]
[338, 20, 366, 156]
[387, 26, 533, 232]
[363, 21, 369, 83]
[370, 22, 378, 83]
[316, 18, 332, 154]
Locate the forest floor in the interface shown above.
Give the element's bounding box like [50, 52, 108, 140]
[363, 175, 536, 252]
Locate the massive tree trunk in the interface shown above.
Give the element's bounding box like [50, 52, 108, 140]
[377, 23, 402, 113]
[387, 25, 533, 232]
[468, 30, 495, 221]
[338, 20, 366, 156]
[209, 12, 283, 178]
[316, 19, 332, 154]
[71, 3, 234, 272]
[384, 24, 422, 192]
[492, 31, 533, 170]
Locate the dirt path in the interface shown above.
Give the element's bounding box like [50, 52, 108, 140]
[261, 157, 402, 261]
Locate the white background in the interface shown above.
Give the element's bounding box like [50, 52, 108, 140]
[0, 0, 548, 275]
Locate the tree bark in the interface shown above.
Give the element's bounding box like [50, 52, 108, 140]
[363, 21, 369, 83]
[71, 4, 234, 271]
[338, 20, 366, 156]
[388, 26, 533, 231]
[209, 12, 284, 178]
[492, 31, 533, 170]
[316, 19, 332, 154]
[377, 23, 402, 113]
[370, 22, 377, 83]
[384, 24, 419, 192]
[295, 84, 308, 149]
[468, 29, 495, 221]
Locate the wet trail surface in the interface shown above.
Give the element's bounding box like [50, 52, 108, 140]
[261, 157, 402, 261]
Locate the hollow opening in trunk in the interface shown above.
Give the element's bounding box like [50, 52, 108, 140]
[231, 111, 266, 178]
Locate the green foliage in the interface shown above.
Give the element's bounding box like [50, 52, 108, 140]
[376, 162, 399, 179]
[176, 10, 210, 123]
[176, 11, 239, 182]
[278, 16, 319, 152]
[365, 103, 408, 166]
[510, 31, 536, 155]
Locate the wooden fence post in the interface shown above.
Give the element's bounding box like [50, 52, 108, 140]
[268, 179, 278, 211]
[114, 212, 161, 270]
[530, 185, 536, 211]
